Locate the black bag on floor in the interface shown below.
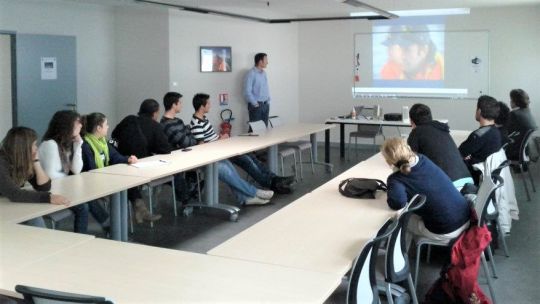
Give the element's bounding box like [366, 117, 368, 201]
[338, 178, 387, 199]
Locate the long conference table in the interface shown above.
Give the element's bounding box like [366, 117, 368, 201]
[0, 123, 345, 303]
[0, 125, 471, 302]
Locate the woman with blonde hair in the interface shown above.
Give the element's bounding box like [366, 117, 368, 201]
[0, 127, 70, 226]
[381, 138, 470, 242]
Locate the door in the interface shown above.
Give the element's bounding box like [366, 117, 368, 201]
[0, 33, 13, 137]
[16, 34, 76, 137]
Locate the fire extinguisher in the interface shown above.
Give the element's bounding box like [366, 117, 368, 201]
[220, 109, 234, 136]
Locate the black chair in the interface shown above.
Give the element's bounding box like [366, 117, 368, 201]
[15, 285, 113, 304]
[510, 128, 537, 201]
[347, 219, 398, 304]
[379, 194, 426, 304]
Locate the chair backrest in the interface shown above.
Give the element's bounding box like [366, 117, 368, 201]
[474, 175, 504, 226]
[485, 160, 510, 217]
[15, 285, 113, 304]
[519, 128, 537, 163]
[268, 116, 283, 128]
[347, 218, 398, 304]
[248, 120, 268, 133]
[501, 131, 520, 150]
[385, 194, 427, 283]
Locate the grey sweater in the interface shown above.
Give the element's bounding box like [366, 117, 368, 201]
[0, 153, 51, 203]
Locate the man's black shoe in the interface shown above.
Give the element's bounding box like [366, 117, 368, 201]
[271, 183, 293, 194]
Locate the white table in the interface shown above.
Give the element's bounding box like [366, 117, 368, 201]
[90, 123, 334, 221]
[209, 155, 395, 278]
[1, 237, 340, 303]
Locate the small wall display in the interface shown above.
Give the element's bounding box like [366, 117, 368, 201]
[200, 46, 232, 72]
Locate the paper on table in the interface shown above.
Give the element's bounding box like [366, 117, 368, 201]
[130, 160, 169, 168]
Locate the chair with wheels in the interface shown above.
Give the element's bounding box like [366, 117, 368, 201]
[15, 285, 113, 304]
[347, 219, 398, 304]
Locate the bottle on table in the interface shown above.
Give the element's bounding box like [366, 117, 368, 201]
[351, 107, 357, 119]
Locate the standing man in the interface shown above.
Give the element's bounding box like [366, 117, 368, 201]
[244, 53, 270, 125]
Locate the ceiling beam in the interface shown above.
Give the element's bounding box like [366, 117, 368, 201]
[134, 0, 396, 23]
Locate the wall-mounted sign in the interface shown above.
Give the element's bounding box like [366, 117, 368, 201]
[41, 57, 57, 80]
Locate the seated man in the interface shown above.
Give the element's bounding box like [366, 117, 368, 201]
[111, 99, 189, 221]
[160, 92, 294, 194]
[459, 95, 502, 183]
[407, 103, 473, 188]
[188, 92, 276, 205]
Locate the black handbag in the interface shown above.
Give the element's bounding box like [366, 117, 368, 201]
[338, 178, 387, 199]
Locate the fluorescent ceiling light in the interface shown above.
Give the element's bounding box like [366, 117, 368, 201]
[350, 8, 470, 17]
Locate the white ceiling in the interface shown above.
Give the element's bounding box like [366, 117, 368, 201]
[66, 0, 540, 19]
[134, 0, 540, 19]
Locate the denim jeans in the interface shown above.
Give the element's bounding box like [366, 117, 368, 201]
[73, 200, 110, 233]
[72, 203, 89, 233]
[24, 217, 46, 227]
[218, 160, 257, 203]
[230, 154, 275, 188]
[248, 102, 270, 126]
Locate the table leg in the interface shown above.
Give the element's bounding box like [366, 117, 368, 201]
[310, 133, 333, 173]
[267, 144, 278, 173]
[183, 162, 240, 221]
[110, 192, 121, 241]
[340, 123, 345, 158]
[120, 190, 128, 242]
[325, 127, 330, 164]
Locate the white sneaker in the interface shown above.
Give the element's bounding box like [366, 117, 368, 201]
[245, 196, 270, 205]
[256, 189, 274, 200]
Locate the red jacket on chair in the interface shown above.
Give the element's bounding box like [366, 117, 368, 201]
[443, 223, 492, 304]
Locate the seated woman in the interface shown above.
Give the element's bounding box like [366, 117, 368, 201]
[506, 89, 537, 161]
[39, 110, 107, 233]
[0, 127, 70, 226]
[381, 138, 470, 243]
[80, 113, 141, 222]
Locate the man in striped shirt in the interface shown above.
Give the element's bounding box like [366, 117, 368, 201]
[190, 93, 275, 205]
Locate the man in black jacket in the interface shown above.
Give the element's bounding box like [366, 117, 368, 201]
[407, 103, 473, 188]
[112, 99, 188, 222]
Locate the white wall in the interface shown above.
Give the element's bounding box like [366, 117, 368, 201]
[0, 0, 117, 127]
[169, 11, 299, 134]
[114, 5, 170, 123]
[0, 34, 12, 137]
[298, 5, 540, 142]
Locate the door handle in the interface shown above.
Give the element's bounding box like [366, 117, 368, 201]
[65, 103, 77, 111]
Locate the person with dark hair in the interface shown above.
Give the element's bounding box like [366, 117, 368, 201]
[243, 52, 270, 125]
[382, 138, 470, 243]
[459, 95, 502, 182]
[39, 110, 92, 232]
[407, 103, 473, 187]
[190, 93, 275, 205]
[162, 92, 294, 194]
[0, 127, 70, 227]
[82, 112, 138, 171]
[495, 101, 511, 144]
[506, 89, 537, 161]
[112, 98, 172, 223]
[80, 113, 138, 227]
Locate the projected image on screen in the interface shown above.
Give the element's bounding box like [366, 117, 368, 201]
[374, 24, 444, 81]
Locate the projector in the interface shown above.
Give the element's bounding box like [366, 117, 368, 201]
[384, 113, 402, 121]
